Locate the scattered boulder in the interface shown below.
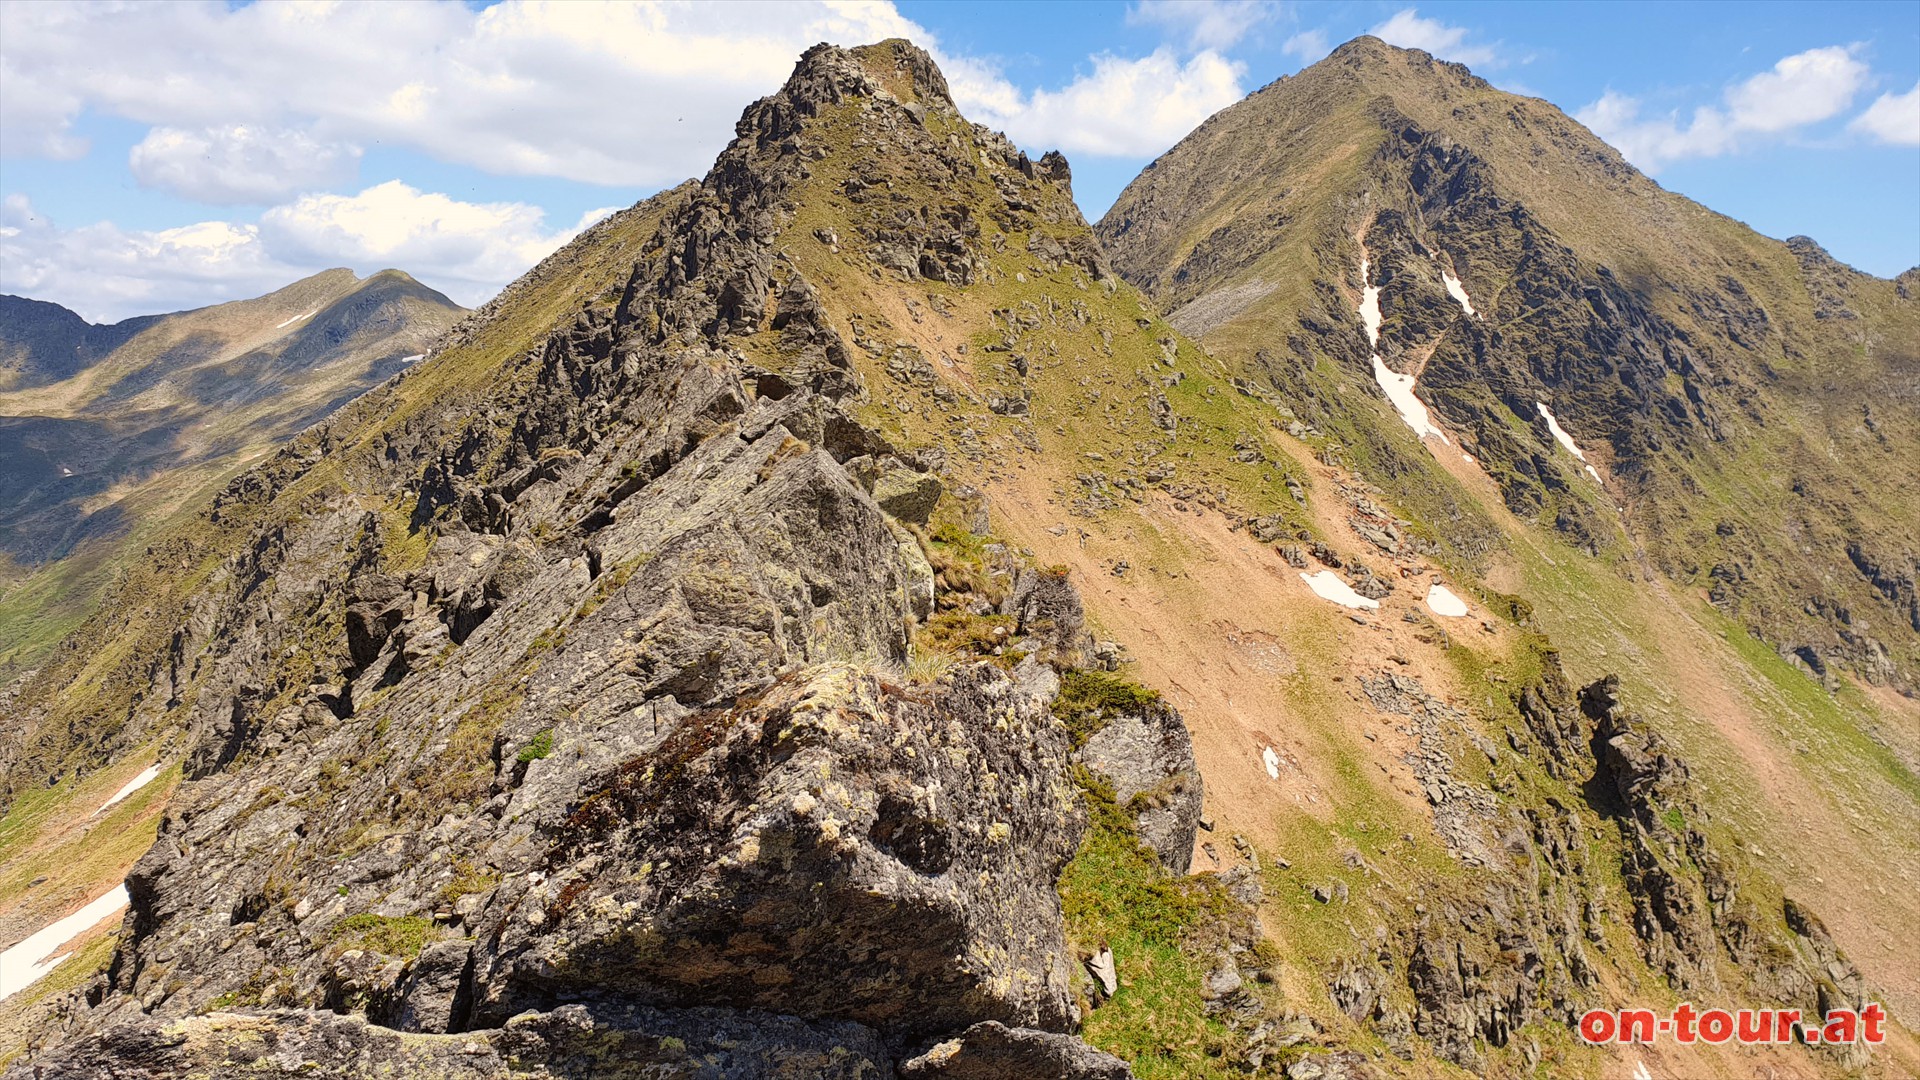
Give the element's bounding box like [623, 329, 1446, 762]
[1001, 567, 1092, 662]
[901, 1021, 1133, 1080]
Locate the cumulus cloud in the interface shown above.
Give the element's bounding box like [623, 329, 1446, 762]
[1369, 9, 1499, 67]
[1282, 29, 1330, 63]
[2, 0, 1249, 183]
[962, 48, 1245, 157]
[1851, 81, 1920, 146]
[130, 125, 362, 204]
[0, 0, 922, 189]
[1577, 45, 1871, 172]
[0, 184, 602, 322]
[1127, 0, 1279, 51]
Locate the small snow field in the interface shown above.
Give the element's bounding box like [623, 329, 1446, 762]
[1262, 746, 1281, 779]
[1425, 584, 1470, 618]
[1374, 356, 1450, 444]
[275, 308, 319, 330]
[0, 885, 129, 1000]
[1300, 570, 1380, 610]
[1358, 256, 1449, 445]
[1536, 402, 1602, 483]
[400, 353, 425, 364]
[1441, 270, 1477, 317]
[94, 764, 161, 816]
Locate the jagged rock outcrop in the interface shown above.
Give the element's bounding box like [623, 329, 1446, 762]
[1578, 675, 1869, 1067]
[1309, 659, 1882, 1072]
[466, 662, 1084, 1037]
[3, 40, 1139, 1077]
[10, 1005, 898, 1079]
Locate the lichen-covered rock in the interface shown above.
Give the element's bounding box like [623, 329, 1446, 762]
[1001, 567, 1092, 663]
[872, 468, 943, 525]
[468, 661, 1085, 1040]
[900, 1021, 1132, 1079]
[7, 1004, 896, 1079]
[1077, 706, 1203, 873]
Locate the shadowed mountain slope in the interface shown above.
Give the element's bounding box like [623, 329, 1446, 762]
[0, 271, 465, 674]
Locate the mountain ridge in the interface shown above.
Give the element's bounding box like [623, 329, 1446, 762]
[0, 34, 1914, 1080]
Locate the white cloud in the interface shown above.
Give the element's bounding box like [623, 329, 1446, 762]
[1369, 9, 1499, 68]
[0, 0, 923, 189]
[130, 125, 362, 204]
[960, 48, 1247, 158]
[1127, 0, 1279, 51]
[2, 193, 281, 321]
[1724, 46, 1869, 132]
[1282, 29, 1330, 63]
[2, 0, 1247, 182]
[0, 183, 601, 322]
[1851, 81, 1920, 146]
[1577, 45, 1871, 172]
[0, 0, 1257, 319]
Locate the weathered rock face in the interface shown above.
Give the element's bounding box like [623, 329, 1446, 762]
[468, 662, 1085, 1038]
[1000, 567, 1093, 663]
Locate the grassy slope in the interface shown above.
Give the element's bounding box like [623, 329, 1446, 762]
[1096, 37, 1920, 1049]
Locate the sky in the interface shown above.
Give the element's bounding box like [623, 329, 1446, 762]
[1, 0, 1915, 323]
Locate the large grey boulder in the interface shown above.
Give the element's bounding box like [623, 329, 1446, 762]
[1001, 567, 1092, 663]
[872, 467, 943, 525]
[1079, 704, 1204, 873]
[467, 662, 1086, 1040]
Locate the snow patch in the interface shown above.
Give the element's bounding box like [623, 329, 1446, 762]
[1262, 746, 1280, 779]
[0, 885, 129, 1000]
[1441, 270, 1477, 317]
[275, 308, 318, 330]
[1631, 1061, 1653, 1080]
[1461, 453, 1475, 463]
[1535, 402, 1602, 482]
[1373, 356, 1450, 443]
[95, 765, 160, 816]
[1425, 584, 1470, 618]
[1300, 570, 1380, 611]
[1359, 257, 1449, 445]
[400, 353, 425, 364]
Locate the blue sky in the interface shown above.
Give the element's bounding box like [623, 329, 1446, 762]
[2, 1, 1915, 322]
